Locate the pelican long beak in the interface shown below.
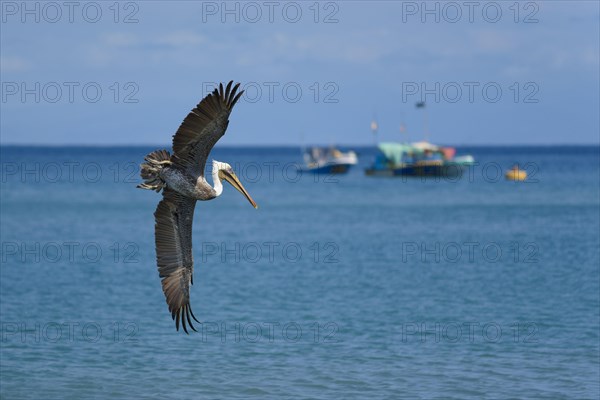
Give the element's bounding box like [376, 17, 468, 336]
[219, 169, 258, 209]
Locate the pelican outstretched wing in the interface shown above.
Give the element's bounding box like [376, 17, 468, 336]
[171, 81, 244, 175]
[154, 188, 199, 333]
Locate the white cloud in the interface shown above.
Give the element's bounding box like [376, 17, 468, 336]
[86, 31, 209, 67]
[473, 30, 516, 53]
[102, 31, 205, 48]
[0, 56, 30, 72]
[581, 46, 600, 68]
[503, 65, 532, 78]
[104, 32, 139, 47]
[156, 31, 206, 47]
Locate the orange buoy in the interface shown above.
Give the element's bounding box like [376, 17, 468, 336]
[506, 165, 527, 181]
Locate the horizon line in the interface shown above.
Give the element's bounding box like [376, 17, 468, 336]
[1, 143, 599, 148]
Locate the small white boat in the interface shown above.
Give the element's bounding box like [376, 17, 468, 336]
[303, 146, 358, 174]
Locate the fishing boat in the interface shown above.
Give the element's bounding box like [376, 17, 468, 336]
[302, 146, 358, 174]
[365, 141, 474, 177]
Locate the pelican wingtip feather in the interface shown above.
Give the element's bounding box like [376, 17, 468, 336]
[172, 304, 200, 334]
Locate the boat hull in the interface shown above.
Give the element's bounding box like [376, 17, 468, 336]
[305, 163, 354, 174]
[365, 162, 470, 178]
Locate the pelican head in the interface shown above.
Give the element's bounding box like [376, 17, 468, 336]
[212, 160, 258, 209]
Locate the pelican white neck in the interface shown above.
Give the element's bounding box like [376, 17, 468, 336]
[209, 159, 258, 209]
[211, 160, 228, 196]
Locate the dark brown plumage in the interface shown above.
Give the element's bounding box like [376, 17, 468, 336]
[171, 81, 244, 174]
[140, 81, 248, 333]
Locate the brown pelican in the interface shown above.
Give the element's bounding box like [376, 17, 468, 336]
[137, 81, 257, 333]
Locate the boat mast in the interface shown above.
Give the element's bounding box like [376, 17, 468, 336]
[300, 132, 306, 159]
[424, 106, 429, 142]
[370, 114, 378, 146]
[416, 101, 429, 142]
[399, 111, 407, 143]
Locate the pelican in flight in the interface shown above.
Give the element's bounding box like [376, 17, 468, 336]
[138, 81, 257, 333]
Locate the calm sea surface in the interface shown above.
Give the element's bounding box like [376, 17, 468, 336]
[1, 145, 599, 399]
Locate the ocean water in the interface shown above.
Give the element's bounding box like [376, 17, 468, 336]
[1, 145, 599, 399]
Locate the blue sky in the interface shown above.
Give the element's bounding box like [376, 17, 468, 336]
[1, 1, 599, 145]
